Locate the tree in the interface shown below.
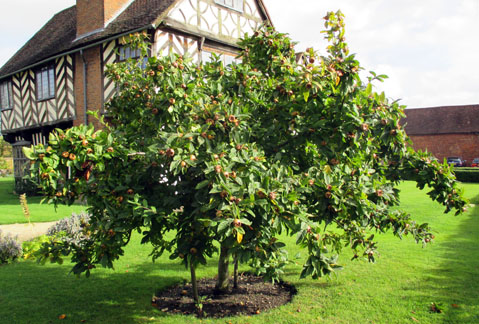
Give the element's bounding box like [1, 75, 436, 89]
[25, 11, 466, 304]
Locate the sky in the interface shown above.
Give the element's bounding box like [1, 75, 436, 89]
[1, 0, 478, 109]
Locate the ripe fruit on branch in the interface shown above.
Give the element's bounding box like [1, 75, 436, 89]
[257, 190, 266, 199]
[166, 148, 175, 157]
[62, 151, 69, 158]
[233, 219, 242, 227]
[215, 165, 222, 173]
[268, 192, 277, 200]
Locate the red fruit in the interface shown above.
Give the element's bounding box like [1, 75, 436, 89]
[189, 248, 197, 254]
[325, 191, 332, 199]
[180, 161, 187, 168]
[62, 151, 69, 158]
[215, 165, 222, 173]
[269, 192, 277, 200]
[107, 147, 114, 153]
[166, 148, 175, 157]
[152, 108, 159, 115]
[376, 189, 383, 197]
[69, 153, 76, 161]
[127, 189, 134, 195]
[190, 155, 197, 161]
[169, 98, 176, 105]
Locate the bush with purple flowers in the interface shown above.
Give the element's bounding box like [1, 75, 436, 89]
[0, 229, 22, 264]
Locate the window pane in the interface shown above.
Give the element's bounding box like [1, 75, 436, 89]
[235, 0, 243, 10]
[0, 83, 6, 108]
[36, 71, 42, 100]
[42, 70, 49, 99]
[201, 50, 214, 63]
[49, 68, 55, 97]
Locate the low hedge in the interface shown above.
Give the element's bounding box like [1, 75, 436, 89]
[453, 168, 479, 183]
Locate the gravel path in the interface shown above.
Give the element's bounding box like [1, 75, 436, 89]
[0, 221, 57, 242]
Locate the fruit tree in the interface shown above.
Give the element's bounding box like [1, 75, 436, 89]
[25, 11, 467, 302]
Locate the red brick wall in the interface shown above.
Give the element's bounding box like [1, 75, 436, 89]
[77, 0, 131, 37]
[76, 0, 104, 36]
[409, 134, 479, 165]
[73, 46, 103, 130]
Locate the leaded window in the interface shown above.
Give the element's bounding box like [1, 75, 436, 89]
[36, 66, 55, 101]
[214, 0, 244, 12]
[118, 45, 148, 69]
[0, 81, 12, 110]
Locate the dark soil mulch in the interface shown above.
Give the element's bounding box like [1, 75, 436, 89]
[152, 273, 297, 318]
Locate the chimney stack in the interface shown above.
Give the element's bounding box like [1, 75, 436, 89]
[76, 0, 132, 38]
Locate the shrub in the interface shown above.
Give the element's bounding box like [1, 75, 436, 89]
[22, 212, 91, 261]
[0, 229, 22, 264]
[22, 235, 51, 260]
[47, 212, 91, 245]
[453, 168, 479, 183]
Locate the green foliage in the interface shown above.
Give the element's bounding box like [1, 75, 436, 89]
[0, 229, 22, 264]
[24, 11, 466, 287]
[22, 212, 92, 261]
[452, 168, 479, 183]
[0, 137, 12, 158]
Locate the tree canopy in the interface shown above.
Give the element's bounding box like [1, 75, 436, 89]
[25, 11, 467, 302]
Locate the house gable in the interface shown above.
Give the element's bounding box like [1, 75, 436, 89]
[161, 0, 267, 45]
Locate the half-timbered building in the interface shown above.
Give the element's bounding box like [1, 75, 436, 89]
[0, 0, 272, 185]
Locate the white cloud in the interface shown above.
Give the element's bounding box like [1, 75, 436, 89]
[0, 0, 76, 67]
[262, 0, 479, 108]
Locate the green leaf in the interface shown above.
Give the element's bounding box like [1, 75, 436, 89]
[195, 180, 210, 190]
[303, 91, 310, 102]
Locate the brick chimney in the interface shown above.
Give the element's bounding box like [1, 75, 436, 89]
[76, 0, 132, 38]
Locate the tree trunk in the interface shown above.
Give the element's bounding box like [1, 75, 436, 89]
[233, 254, 239, 289]
[190, 262, 199, 303]
[215, 245, 230, 292]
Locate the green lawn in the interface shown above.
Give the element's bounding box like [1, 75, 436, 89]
[0, 176, 86, 224]
[0, 181, 477, 323]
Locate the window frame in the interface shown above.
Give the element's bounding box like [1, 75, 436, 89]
[35, 65, 56, 102]
[214, 0, 244, 12]
[117, 44, 149, 69]
[0, 80, 13, 111]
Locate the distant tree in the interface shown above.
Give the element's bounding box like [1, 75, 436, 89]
[25, 11, 466, 304]
[0, 137, 12, 158]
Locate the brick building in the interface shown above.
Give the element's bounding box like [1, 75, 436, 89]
[402, 105, 479, 165]
[0, 0, 272, 182]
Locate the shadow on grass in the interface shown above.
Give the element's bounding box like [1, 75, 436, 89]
[433, 199, 479, 323]
[0, 256, 217, 323]
[398, 196, 479, 323]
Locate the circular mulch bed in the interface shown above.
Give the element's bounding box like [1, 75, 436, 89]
[151, 273, 297, 318]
